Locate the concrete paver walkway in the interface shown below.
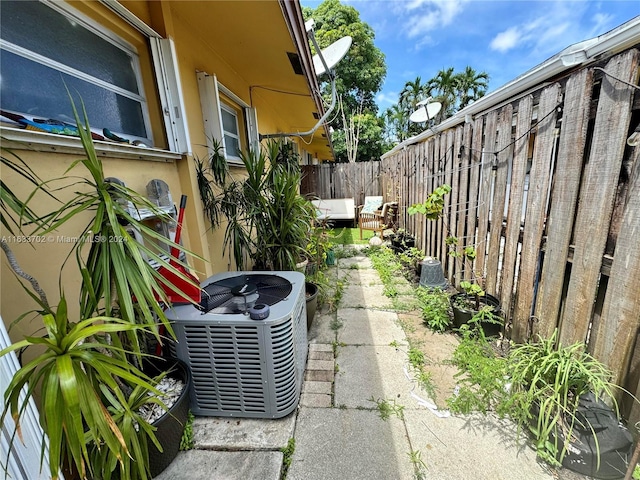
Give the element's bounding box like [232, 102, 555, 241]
[156, 248, 557, 480]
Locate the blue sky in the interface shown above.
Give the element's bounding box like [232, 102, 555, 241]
[301, 0, 638, 111]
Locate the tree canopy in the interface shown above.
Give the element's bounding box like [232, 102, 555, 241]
[303, 0, 387, 162]
[302, 1, 488, 159]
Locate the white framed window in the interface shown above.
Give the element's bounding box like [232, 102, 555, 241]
[0, 0, 153, 145]
[197, 71, 259, 165]
[220, 103, 241, 160]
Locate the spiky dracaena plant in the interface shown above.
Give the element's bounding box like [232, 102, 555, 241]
[1, 95, 199, 479]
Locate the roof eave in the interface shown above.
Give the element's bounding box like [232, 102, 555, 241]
[279, 0, 335, 158]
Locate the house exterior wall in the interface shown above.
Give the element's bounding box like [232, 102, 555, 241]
[0, 0, 328, 350]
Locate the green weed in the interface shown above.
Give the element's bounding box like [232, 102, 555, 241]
[280, 438, 295, 479]
[179, 411, 195, 451]
[414, 287, 451, 332]
[408, 449, 427, 480]
[370, 397, 405, 420]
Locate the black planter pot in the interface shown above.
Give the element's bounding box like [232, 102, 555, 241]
[305, 282, 319, 330]
[532, 392, 633, 479]
[450, 293, 502, 337]
[143, 357, 192, 478]
[390, 236, 415, 254]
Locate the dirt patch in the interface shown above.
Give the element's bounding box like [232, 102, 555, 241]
[396, 313, 593, 480]
[397, 311, 460, 409]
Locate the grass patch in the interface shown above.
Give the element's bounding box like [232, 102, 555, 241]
[328, 227, 375, 245]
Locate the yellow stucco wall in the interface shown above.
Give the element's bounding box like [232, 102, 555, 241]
[0, 148, 185, 349]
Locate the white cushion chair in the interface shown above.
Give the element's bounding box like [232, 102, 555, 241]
[357, 196, 384, 239]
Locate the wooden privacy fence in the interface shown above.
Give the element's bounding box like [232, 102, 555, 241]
[382, 49, 640, 419]
[301, 162, 382, 207]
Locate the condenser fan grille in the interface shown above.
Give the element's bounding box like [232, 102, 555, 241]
[200, 274, 293, 313]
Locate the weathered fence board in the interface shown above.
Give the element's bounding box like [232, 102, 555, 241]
[442, 129, 455, 267]
[453, 123, 473, 286]
[501, 95, 533, 319]
[512, 84, 561, 341]
[447, 126, 464, 284]
[533, 69, 594, 339]
[559, 50, 638, 346]
[485, 105, 513, 295]
[476, 111, 498, 281]
[301, 161, 383, 206]
[465, 117, 484, 281]
[591, 144, 640, 388]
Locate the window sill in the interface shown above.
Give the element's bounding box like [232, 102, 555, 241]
[0, 126, 182, 163]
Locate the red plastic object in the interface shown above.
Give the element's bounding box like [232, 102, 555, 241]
[157, 195, 201, 305]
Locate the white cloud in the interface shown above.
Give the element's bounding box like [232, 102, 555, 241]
[401, 0, 469, 38]
[591, 12, 615, 35]
[376, 91, 399, 107]
[490, 27, 522, 52]
[487, 0, 607, 57]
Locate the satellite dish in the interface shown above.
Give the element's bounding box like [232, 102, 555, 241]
[409, 101, 442, 123]
[313, 36, 352, 76]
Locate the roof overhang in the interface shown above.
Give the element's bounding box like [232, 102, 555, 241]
[168, 1, 334, 160]
[107, 0, 335, 160]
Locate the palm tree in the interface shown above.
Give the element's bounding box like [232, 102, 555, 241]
[428, 67, 458, 123]
[456, 66, 489, 109]
[399, 76, 431, 137]
[382, 104, 406, 143]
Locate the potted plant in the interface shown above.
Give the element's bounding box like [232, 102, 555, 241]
[0, 98, 198, 480]
[507, 331, 632, 475]
[389, 228, 416, 253]
[196, 139, 314, 271]
[450, 281, 503, 337]
[304, 281, 319, 330]
[408, 185, 503, 337]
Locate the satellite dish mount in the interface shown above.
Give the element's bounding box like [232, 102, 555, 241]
[260, 20, 352, 141]
[409, 97, 443, 125]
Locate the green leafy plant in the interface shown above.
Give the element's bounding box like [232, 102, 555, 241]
[407, 184, 451, 219]
[406, 345, 437, 401]
[408, 449, 427, 480]
[446, 328, 623, 469]
[370, 397, 405, 420]
[507, 330, 618, 466]
[446, 330, 509, 415]
[389, 228, 416, 253]
[180, 411, 195, 451]
[1, 96, 198, 480]
[196, 139, 314, 271]
[408, 185, 488, 312]
[415, 287, 451, 332]
[367, 245, 403, 297]
[457, 280, 485, 310]
[280, 438, 295, 480]
[306, 224, 339, 272]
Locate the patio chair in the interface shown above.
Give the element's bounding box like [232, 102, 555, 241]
[358, 196, 397, 239]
